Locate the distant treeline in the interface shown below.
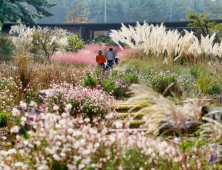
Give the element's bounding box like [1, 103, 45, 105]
[37, 0, 222, 23]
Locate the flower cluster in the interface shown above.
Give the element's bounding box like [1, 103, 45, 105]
[140, 70, 195, 97]
[44, 83, 116, 119]
[0, 107, 196, 169]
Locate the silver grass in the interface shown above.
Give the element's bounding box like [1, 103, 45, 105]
[122, 84, 206, 134]
[110, 22, 222, 63]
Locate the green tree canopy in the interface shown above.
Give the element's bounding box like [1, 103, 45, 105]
[35, 0, 222, 23]
[0, 0, 56, 24]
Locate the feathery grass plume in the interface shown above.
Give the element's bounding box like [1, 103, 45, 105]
[123, 84, 207, 135]
[9, 24, 67, 58]
[110, 22, 222, 66]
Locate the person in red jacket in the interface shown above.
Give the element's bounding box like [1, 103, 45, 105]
[96, 50, 106, 74]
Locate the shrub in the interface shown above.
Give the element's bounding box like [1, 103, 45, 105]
[0, 37, 15, 62]
[9, 24, 67, 60]
[86, 35, 117, 45]
[83, 72, 98, 88]
[196, 74, 214, 94]
[79, 67, 139, 99]
[0, 112, 11, 127]
[31, 32, 62, 60]
[45, 85, 115, 120]
[102, 78, 115, 93]
[149, 74, 178, 96]
[208, 83, 222, 95]
[67, 33, 84, 52]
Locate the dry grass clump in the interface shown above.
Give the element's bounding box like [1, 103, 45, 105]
[123, 84, 207, 134]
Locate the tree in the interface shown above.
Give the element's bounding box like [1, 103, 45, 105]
[38, 0, 72, 23]
[65, 0, 92, 23]
[0, 0, 56, 24]
[203, 0, 222, 19]
[187, 12, 222, 41]
[187, 12, 211, 37]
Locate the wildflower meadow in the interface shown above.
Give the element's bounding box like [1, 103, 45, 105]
[1, 22, 222, 169]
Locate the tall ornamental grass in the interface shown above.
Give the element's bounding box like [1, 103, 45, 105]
[110, 22, 222, 65]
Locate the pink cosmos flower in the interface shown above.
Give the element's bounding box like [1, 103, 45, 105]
[20, 101, 27, 110]
[10, 126, 19, 133]
[30, 101, 37, 107]
[12, 108, 20, 116]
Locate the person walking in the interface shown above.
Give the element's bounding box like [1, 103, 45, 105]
[105, 48, 115, 70]
[96, 50, 106, 74]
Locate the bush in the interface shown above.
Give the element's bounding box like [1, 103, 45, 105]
[196, 75, 214, 94]
[83, 72, 98, 88]
[78, 66, 139, 99]
[67, 33, 84, 52]
[0, 112, 11, 127]
[86, 35, 116, 45]
[0, 37, 15, 62]
[102, 78, 115, 92]
[31, 32, 62, 60]
[208, 83, 222, 95]
[149, 74, 178, 96]
[45, 85, 115, 120]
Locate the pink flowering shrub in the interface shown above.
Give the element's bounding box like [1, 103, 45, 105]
[51, 44, 131, 65]
[44, 84, 115, 119]
[0, 108, 204, 169]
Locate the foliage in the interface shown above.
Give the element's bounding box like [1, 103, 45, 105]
[0, 0, 56, 24]
[9, 24, 67, 59]
[0, 112, 11, 127]
[0, 37, 16, 62]
[45, 85, 115, 120]
[187, 12, 222, 41]
[149, 74, 178, 97]
[0, 102, 218, 169]
[86, 35, 118, 46]
[65, 0, 92, 23]
[187, 12, 211, 37]
[85, 0, 168, 23]
[196, 75, 214, 94]
[35, 0, 222, 23]
[208, 83, 222, 95]
[209, 23, 222, 41]
[80, 67, 139, 99]
[67, 33, 84, 52]
[83, 72, 98, 88]
[191, 66, 220, 94]
[31, 32, 60, 60]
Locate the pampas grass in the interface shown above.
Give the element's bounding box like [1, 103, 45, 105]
[123, 84, 207, 135]
[110, 22, 222, 66]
